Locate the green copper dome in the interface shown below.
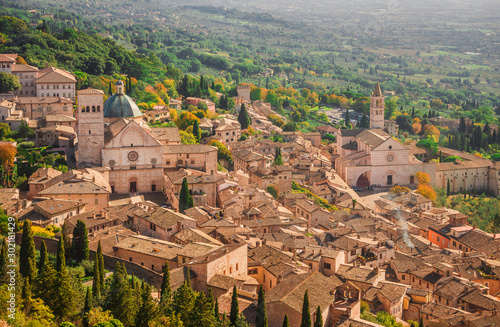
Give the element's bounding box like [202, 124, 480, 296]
[103, 93, 142, 118]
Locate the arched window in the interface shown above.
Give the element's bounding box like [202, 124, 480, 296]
[20, 90, 23, 95]
[92, 106, 96, 112]
[81, 106, 85, 113]
[97, 105, 100, 112]
[86, 106, 90, 112]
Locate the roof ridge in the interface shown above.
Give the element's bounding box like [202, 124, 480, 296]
[279, 271, 317, 302]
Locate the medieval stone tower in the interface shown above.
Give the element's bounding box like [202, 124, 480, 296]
[76, 88, 105, 167]
[370, 82, 385, 129]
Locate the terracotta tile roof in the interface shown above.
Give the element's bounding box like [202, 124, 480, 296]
[163, 144, 217, 154]
[0, 54, 17, 62]
[44, 114, 76, 122]
[150, 126, 181, 143]
[33, 198, 81, 215]
[421, 302, 469, 319]
[459, 288, 500, 311]
[35, 66, 76, 83]
[134, 207, 195, 229]
[183, 207, 211, 226]
[77, 88, 104, 95]
[186, 243, 245, 265]
[66, 210, 117, 229]
[173, 228, 222, 245]
[113, 235, 183, 260]
[11, 64, 38, 72]
[336, 264, 380, 284]
[38, 180, 110, 195]
[16, 97, 73, 104]
[267, 271, 342, 313]
[434, 277, 472, 300]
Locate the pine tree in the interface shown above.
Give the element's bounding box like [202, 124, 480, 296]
[230, 285, 239, 326]
[179, 177, 194, 213]
[282, 315, 290, 327]
[193, 120, 201, 142]
[97, 240, 105, 291]
[136, 283, 157, 326]
[300, 290, 311, 327]
[314, 306, 323, 327]
[0, 239, 7, 284]
[256, 285, 268, 327]
[160, 261, 172, 307]
[38, 240, 48, 271]
[274, 147, 283, 166]
[20, 220, 36, 283]
[56, 235, 66, 273]
[446, 179, 450, 197]
[238, 103, 251, 130]
[72, 220, 89, 262]
[92, 255, 101, 300]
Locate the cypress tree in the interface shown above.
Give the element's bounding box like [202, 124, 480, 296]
[92, 255, 101, 300]
[160, 261, 172, 306]
[230, 285, 239, 326]
[282, 315, 290, 327]
[345, 108, 350, 126]
[274, 147, 283, 166]
[20, 220, 36, 283]
[0, 239, 7, 284]
[104, 263, 137, 326]
[191, 292, 219, 327]
[136, 283, 157, 326]
[172, 281, 195, 324]
[22, 277, 32, 313]
[193, 120, 201, 142]
[108, 82, 112, 95]
[38, 240, 48, 271]
[72, 220, 89, 262]
[300, 290, 311, 327]
[56, 235, 66, 273]
[97, 240, 105, 291]
[256, 285, 268, 327]
[84, 287, 92, 313]
[446, 179, 450, 197]
[238, 103, 251, 130]
[179, 177, 194, 213]
[214, 296, 220, 321]
[314, 306, 323, 327]
[53, 267, 78, 319]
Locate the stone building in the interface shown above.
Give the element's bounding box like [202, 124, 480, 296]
[35, 66, 77, 100]
[16, 97, 73, 121]
[164, 169, 217, 210]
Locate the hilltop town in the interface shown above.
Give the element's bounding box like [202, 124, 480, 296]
[1, 48, 500, 327]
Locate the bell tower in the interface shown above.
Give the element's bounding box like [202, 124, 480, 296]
[76, 88, 104, 167]
[370, 82, 385, 129]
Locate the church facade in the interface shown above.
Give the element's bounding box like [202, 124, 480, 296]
[335, 83, 426, 188]
[76, 81, 216, 195]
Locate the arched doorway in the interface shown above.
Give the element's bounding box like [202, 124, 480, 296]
[129, 177, 138, 193]
[356, 173, 370, 188]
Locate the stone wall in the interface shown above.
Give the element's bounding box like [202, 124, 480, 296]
[25, 235, 164, 289]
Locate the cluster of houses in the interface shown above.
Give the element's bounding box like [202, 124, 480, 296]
[2, 53, 500, 326]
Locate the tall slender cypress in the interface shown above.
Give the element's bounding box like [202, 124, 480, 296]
[238, 103, 251, 130]
[136, 283, 157, 326]
[72, 220, 89, 262]
[20, 220, 36, 283]
[256, 285, 268, 327]
[314, 306, 323, 327]
[179, 178, 194, 213]
[92, 255, 101, 300]
[22, 277, 32, 313]
[56, 235, 65, 273]
[193, 120, 201, 142]
[38, 240, 48, 272]
[229, 285, 239, 326]
[446, 179, 450, 197]
[300, 290, 311, 327]
[282, 315, 290, 327]
[97, 240, 105, 291]
[160, 261, 172, 306]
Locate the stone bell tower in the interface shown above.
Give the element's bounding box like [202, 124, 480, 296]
[370, 82, 385, 129]
[76, 88, 104, 167]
